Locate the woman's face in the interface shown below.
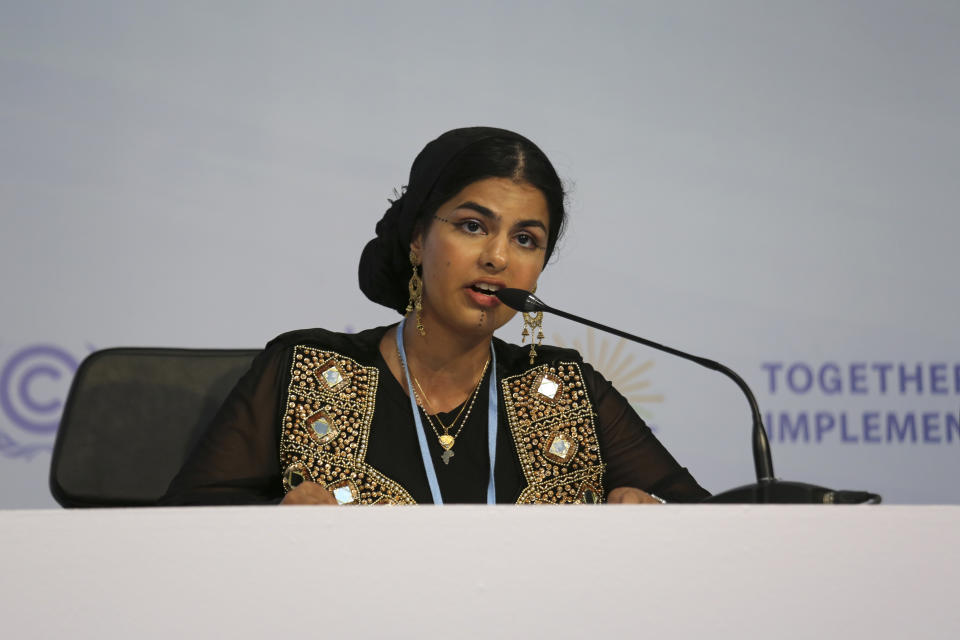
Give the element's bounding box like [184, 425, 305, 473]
[411, 177, 549, 337]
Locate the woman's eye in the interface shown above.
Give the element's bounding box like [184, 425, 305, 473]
[516, 233, 539, 248]
[461, 220, 484, 234]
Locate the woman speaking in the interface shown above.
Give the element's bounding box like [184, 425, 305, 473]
[164, 127, 709, 505]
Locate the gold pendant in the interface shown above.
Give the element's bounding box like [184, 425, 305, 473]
[438, 434, 455, 450]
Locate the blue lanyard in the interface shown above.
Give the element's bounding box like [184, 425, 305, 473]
[396, 317, 498, 505]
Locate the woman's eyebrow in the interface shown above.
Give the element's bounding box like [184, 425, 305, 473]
[454, 201, 499, 220]
[515, 219, 547, 232]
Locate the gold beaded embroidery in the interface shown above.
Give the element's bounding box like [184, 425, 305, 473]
[502, 362, 606, 504]
[326, 478, 360, 505]
[280, 346, 416, 505]
[281, 460, 312, 493]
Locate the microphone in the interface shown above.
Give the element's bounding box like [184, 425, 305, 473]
[495, 288, 547, 313]
[494, 288, 881, 504]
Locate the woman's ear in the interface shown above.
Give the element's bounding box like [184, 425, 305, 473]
[410, 227, 424, 259]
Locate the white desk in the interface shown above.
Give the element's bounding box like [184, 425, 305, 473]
[2, 506, 958, 639]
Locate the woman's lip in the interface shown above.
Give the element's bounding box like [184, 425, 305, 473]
[464, 287, 502, 308]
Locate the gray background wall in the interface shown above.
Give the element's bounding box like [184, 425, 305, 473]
[2, 1, 958, 507]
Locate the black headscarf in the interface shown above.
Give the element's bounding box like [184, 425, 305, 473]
[358, 126, 551, 314]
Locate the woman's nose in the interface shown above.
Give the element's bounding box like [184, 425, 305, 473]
[481, 236, 508, 271]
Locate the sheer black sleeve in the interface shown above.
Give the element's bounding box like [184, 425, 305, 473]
[161, 345, 289, 505]
[584, 362, 710, 503]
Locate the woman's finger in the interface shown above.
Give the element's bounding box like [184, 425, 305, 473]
[280, 481, 339, 505]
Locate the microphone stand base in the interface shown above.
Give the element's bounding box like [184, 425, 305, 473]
[703, 480, 881, 504]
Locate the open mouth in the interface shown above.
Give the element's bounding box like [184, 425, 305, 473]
[469, 283, 502, 297]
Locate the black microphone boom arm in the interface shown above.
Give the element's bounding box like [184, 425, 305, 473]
[493, 288, 880, 504]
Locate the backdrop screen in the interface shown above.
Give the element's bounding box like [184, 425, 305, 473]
[2, 1, 958, 507]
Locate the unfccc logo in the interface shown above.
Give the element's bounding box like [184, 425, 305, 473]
[0, 344, 80, 459]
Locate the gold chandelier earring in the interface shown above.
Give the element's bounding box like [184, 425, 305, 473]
[406, 250, 426, 336]
[521, 284, 544, 364]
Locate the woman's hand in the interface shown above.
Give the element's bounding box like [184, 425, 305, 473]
[280, 481, 339, 505]
[281, 482, 664, 505]
[607, 486, 664, 504]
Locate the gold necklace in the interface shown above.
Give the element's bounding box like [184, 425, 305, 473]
[413, 375, 469, 432]
[415, 360, 488, 446]
[395, 343, 490, 464]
